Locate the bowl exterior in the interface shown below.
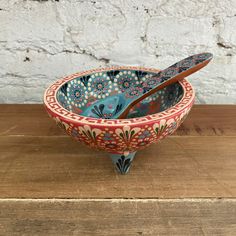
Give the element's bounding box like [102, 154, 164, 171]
[45, 103, 193, 155]
[44, 67, 195, 155]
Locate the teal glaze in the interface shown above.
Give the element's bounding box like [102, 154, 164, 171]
[82, 53, 213, 119]
[57, 70, 184, 119]
[110, 152, 136, 174]
[51, 66, 197, 174]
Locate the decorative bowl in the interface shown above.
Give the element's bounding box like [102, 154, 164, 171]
[44, 66, 195, 174]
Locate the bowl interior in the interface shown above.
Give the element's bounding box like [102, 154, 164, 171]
[56, 69, 184, 118]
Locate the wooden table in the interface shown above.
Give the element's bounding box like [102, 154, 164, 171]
[0, 105, 236, 235]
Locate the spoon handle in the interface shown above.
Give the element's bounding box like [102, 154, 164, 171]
[119, 52, 213, 118]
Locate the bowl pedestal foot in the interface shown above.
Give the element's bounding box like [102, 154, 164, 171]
[109, 152, 136, 174]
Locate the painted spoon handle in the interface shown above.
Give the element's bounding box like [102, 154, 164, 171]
[119, 52, 213, 118]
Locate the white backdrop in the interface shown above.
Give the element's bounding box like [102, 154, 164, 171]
[0, 0, 236, 103]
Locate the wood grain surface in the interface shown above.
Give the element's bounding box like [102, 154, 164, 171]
[0, 136, 236, 198]
[0, 105, 236, 235]
[0, 199, 235, 236]
[0, 104, 236, 136]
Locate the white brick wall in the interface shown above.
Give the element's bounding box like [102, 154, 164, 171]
[0, 0, 236, 103]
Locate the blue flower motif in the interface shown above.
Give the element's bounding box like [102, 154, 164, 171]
[71, 127, 80, 138]
[67, 78, 88, 108]
[166, 121, 177, 134]
[114, 71, 138, 93]
[139, 130, 151, 139]
[103, 133, 113, 141]
[87, 73, 113, 99]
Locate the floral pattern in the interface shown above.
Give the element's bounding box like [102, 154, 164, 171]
[53, 107, 192, 154]
[115, 125, 141, 152]
[53, 117, 69, 132]
[87, 73, 112, 99]
[47, 67, 194, 155]
[66, 79, 88, 108]
[115, 155, 132, 174]
[114, 71, 138, 92]
[125, 87, 144, 99]
[71, 127, 80, 139]
[77, 125, 102, 147]
[56, 68, 184, 117]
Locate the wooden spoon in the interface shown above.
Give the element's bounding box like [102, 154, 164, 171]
[82, 52, 213, 119]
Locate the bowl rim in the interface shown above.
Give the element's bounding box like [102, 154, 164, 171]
[43, 66, 195, 126]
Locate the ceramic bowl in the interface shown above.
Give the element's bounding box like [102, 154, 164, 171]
[44, 67, 195, 174]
